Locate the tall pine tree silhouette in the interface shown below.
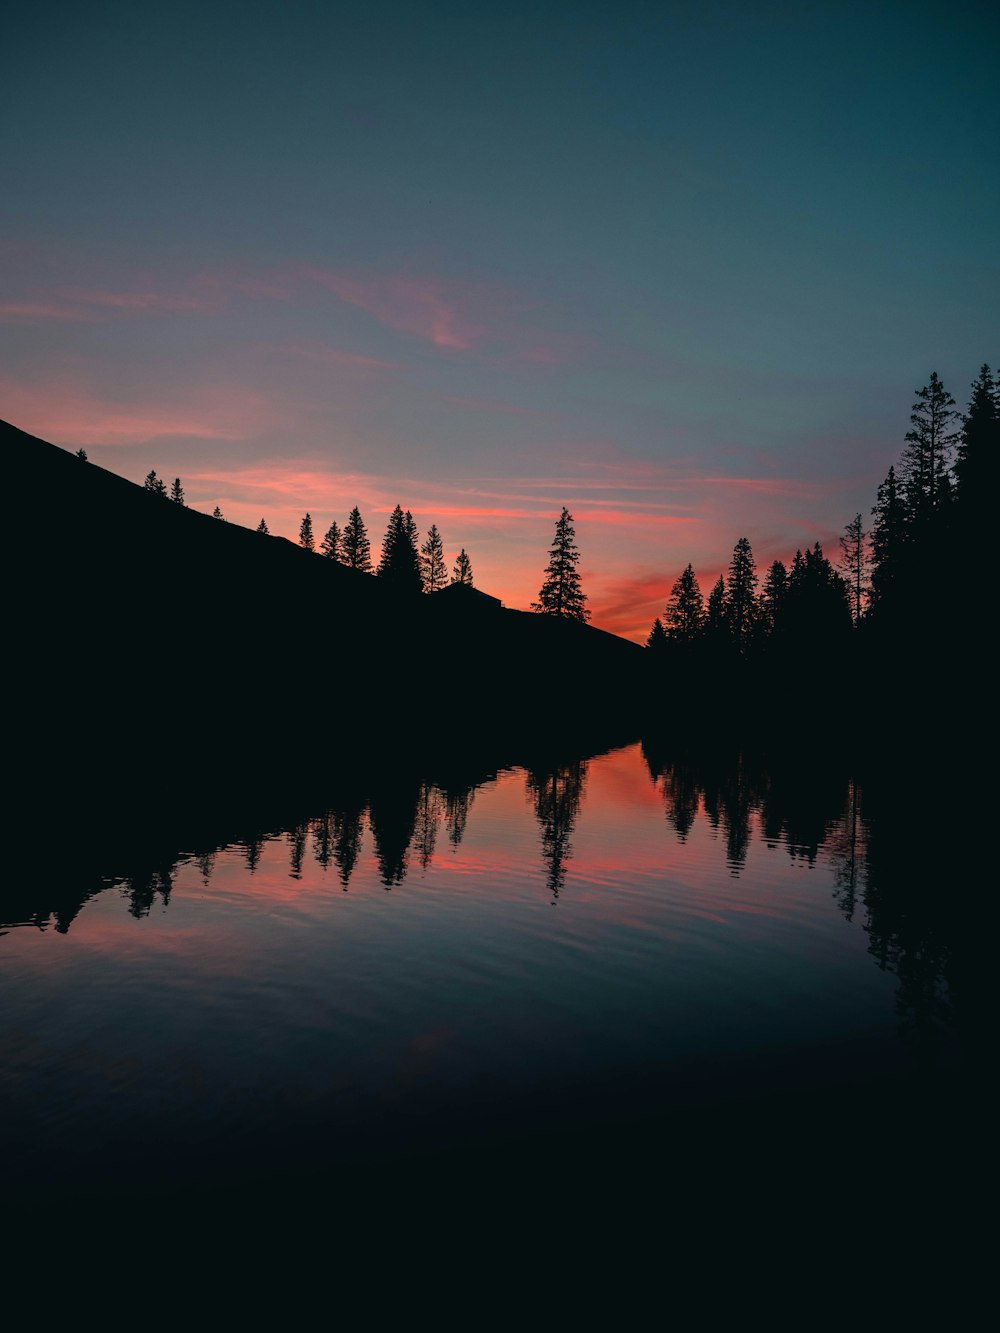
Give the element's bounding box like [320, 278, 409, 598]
[452, 548, 474, 586]
[725, 537, 758, 653]
[838, 513, 869, 626]
[532, 509, 589, 621]
[299, 513, 315, 551]
[420, 524, 448, 592]
[378, 505, 423, 593]
[320, 520, 341, 560]
[902, 372, 959, 522]
[665, 564, 704, 641]
[341, 508, 372, 572]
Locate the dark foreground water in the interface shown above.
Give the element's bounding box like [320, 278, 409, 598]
[1, 738, 981, 1235]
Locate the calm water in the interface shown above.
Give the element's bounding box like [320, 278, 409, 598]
[1, 739, 972, 1214]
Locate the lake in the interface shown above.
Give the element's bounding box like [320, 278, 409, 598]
[1, 736, 975, 1225]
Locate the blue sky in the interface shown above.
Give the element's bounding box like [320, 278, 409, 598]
[3, 0, 997, 635]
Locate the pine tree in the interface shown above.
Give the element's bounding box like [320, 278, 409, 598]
[341, 507, 372, 572]
[783, 542, 851, 645]
[144, 470, 168, 498]
[76, 448, 88, 461]
[256, 518, 269, 534]
[760, 560, 788, 635]
[452, 548, 474, 586]
[955, 363, 998, 511]
[299, 513, 315, 552]
[646, 617, 668, 651]
[902, 371, 959, 522]
[420, 524, 448, 593]
[837, 513, 870, 626]
[320, 520, 341, 560]
[664, 564, 704, 642]
[213, 506, 225, 521]
[170, 478, 184, 505]
[705, 576, 727, 642]
[869, 466, 906, 610]
[532, 508, 589, 621]
[378, 505, 423, 593]
[725, 537, 758, 653]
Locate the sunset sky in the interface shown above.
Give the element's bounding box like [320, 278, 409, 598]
[3, 1, 997, 639]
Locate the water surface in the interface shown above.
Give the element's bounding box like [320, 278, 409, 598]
[2, 739, 970, 1211]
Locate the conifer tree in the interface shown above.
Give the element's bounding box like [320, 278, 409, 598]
[955, 363, 998, 511]
[532, 508, 589, 621]
[144, 470, 168, 498]
[760, 560, 789, 634]
[213, 506, 225, 520]
[341, 507, 372, 572]
[256, 518, 269, 534]
[725, 537, 758, 653]
[170, 478, 184, 505]
[320, 520, 341, 560]
[452, 548, 474, 586]
[299, 512, 315, 551]
[420, 524, 448, 593]
[76, 448, 88, 461]
[902, 371, 959, 522]
[705, 576, 727, 642]
[837, 513, 870, 626]
[378, 504, 423, 593]
[664, 564, 704, 641]
[869, 466, 906, 610]
[646, 617, 668, 651]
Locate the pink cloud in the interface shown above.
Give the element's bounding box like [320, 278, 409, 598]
[301, 265, 481, 349]
[0, 375, 269, 445]
[0, 300, 95, 322]
[58, 287, 217, 313]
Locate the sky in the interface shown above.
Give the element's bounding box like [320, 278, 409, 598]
[3, 0, 997, 639]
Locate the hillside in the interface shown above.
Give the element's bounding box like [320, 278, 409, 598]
[6, 420, 645, 808]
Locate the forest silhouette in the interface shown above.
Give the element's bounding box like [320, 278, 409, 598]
[5, 362, 992, 841]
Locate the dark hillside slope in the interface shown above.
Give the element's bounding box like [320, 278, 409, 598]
[6, 421, 645, 806]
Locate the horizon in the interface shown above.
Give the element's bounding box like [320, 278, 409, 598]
[3, 2, 997, 641]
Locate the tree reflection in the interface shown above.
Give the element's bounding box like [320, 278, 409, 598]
[526, 760, 587, 902]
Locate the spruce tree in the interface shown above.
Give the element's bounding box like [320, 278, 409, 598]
[341, 507, 372, 572]
[664, 564, 704, 642]
[725, 537, 758, 653]
[837, 513, 870, 626]
[452, 548, 474, 586]
[870, 466, 906, 610]
[320, 520, 341, 560]
[646, 617, 668, 651]
[170, 478, 185, 505]
[760, 560, 788, 635]
[532, 508, 589, 621]
[299, 512, 315, 552]
[705, 576, 727, 643]
[378, 505, 423, 593]
[213, 506, 225, 520]
[902, 371, 959, 522]
[76, 448, 88, 461]
[144, 470, 168, 498]
[955, 363, 998, 511]
[256, 518, 269, 534]
[420, 524, 448, 593]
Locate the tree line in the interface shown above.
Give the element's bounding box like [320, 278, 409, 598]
[131, 458, 594, 614]
[645, 364, 997, 669]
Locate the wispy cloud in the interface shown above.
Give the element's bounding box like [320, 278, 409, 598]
[0, 375, 269, 445]
[300, 266, 482, 349]
[0, 300, 95, 322]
